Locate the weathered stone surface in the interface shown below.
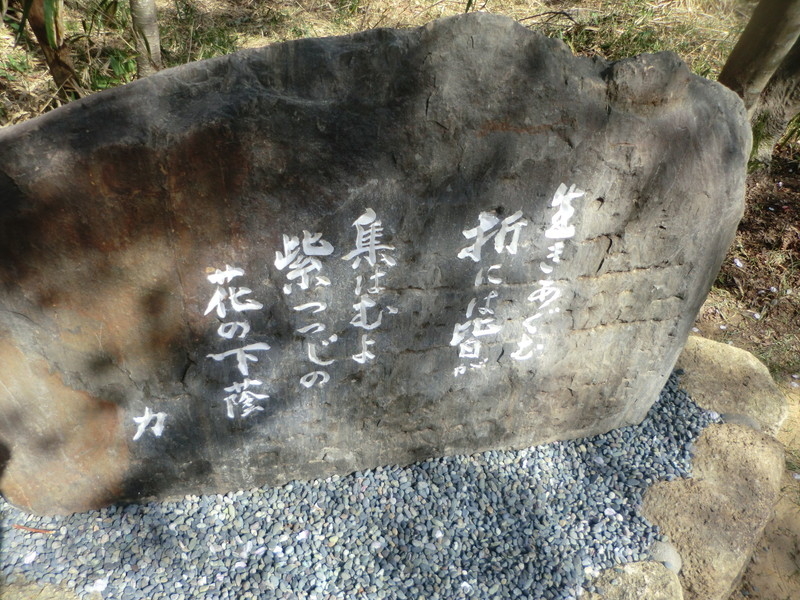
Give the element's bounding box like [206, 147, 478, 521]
[649, 540, 683, 574]
[584, 562, 683, 600]
[0, 13, 749, 513]
[675, 335, 788, 435]
[0, 581, 91, 600]
[642, 424, 784, 600]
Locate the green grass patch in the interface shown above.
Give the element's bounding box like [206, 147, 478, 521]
[787, 447, 800, 474]
[0, 52, 33, 81]
[89, 46, 136, 89]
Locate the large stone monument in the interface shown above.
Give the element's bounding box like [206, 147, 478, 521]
[0, 13, 749, 514]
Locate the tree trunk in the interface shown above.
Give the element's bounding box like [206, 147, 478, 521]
[26, 0, 83, 97]
[129, 0, 162, 78]
[750, 38, 800, 162]
[718, 0, 800, 118]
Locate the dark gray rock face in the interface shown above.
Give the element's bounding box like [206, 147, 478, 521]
[0, 13, 749, 514]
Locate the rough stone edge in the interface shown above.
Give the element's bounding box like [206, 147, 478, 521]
[0, 580, 97, 600]
[675, 335, 788, 436]
[583, 561, 683, 600]
[644, 423, 783, 600]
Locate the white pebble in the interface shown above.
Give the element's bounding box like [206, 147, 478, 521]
[86, 577, 108, 593]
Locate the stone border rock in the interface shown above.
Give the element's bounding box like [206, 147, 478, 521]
[637, 336, 785, 600]
[675, 336, 788, 435]
[642, 423, 783, 600]
[583, 561, 684, 600]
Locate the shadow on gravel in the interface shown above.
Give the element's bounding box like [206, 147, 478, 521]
[0, 440, 9, 588]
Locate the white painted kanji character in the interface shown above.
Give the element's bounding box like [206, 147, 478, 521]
[204, 265, 262, 318]
[547, 241, 565, 263]
[450, 321, 473, 346]
[458, 338, 482, 359]
[511, 334, 535, 361]
[527, 280, 561, 310]
[465, 297, 478, 319]
[275, 232, 333, 293]
[274, 235, 301, 270]
[207, 342, 271, 376]
[457, 212, 500, 262]
[514, 333, 544, 360]
[351, 296, 383, 330]
[494, 211, 528, 254]
[545, 184, 583, 239]
[228, 287, 263, 312]
[475, 264, 503, 286]
[307, 343, 334, 366]
[301, 230, 334, 256]
[478, 290, 499, 316]
[296, 323, 326, 335]
[204, 286, 262, 319]
[223, 379, 268, 418]
[320, 334, 338, 346]
[224, 391, 268, 419]
[472, 318, 501, 337]
[132, 407, 167, 441]
[342, 208, 395, 268]
[293, 302, 327, 313]
[275, 234, 322, 292]
[217, 321, 251, 340]
[223, 378, 264, 393]
[204, 287, 230, 318]
[454, 364, 467, 377]
[523, 314, 541, 335]
[300, 371, 330, 388]
[286, 257, 323, 291]
[352, 334, 376, 364]
[207, 265, 244, 286]
[368, 269, 387, 294]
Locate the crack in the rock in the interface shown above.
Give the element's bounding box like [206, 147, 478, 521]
[569, 316, 669, 333]
[180, 354, 197, 386]
[159, 163, 192, 394]
[0, 309, 41, 328]
[576, 264, 686, 280]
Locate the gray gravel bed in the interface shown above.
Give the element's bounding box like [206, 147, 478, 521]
[0, 372, 718, 599]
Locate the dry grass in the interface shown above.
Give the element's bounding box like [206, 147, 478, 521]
[0, 18, 66, 124]
[1, 0, 753, 126]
